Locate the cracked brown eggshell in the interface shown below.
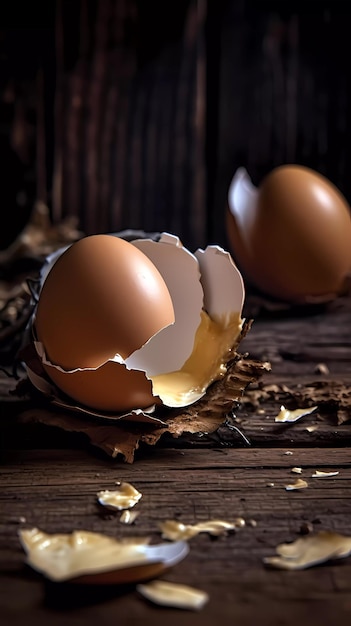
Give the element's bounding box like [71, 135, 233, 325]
[28, 232, 245, 415]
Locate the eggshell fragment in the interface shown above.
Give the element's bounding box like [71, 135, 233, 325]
[126, 233, 204, 376]
[194, 244, 245, 322]
[19, 528, 189, 584]
[263, 530, 351, 570]
[137, 580, 209, 610]
[291, 467, 303, 474]
[120, 510, 140, 525]
[275, 405, 317, 423]
[97, 482, 142, 510]
[311, 470, 339, 478]
[285, 478, 308, 491]
[159, 519, 238, 541]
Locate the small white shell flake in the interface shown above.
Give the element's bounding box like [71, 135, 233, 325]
[137, 580, 209, 610]
[159, 519, 240, 541]
[312, 470, 339, 478]
[97, 482, 142, 510]
[275, 405, 318, 423]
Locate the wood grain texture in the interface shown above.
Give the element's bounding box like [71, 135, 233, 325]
[3, 2, 351, 253]
[1, 4, 351, 623]
[1, 447, 351, 626]
[1, 291, 351, 624]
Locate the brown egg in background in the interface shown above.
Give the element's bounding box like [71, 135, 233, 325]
[226, 164, 351, 303]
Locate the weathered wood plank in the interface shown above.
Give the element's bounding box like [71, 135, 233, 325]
[1, 448, 351, 625]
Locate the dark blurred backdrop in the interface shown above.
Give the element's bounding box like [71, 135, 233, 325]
[1, 0, 351, 251]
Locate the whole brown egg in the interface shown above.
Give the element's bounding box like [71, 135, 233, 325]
[226, 165, 351, 302]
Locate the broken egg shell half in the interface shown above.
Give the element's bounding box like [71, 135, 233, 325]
[227, 166, 351, 303]
[25, 232, 245, 416]
[19, 528, 189, 584]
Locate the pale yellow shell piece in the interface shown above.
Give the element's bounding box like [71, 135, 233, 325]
[120, 510, 140, 524]
[275, 405, 317, 423]
[137, 580, 209, 610]
[285, 478, 308, 491]
[97, 482, 142, 510]
[19, 528, 189, 583]
[159, 519, 240, 541]
[306, 425, 318, 432]
[312, 470, 339, 478]
[264, 530, 351, 570]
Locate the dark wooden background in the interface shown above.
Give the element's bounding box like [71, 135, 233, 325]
[1, 0, 351, 251]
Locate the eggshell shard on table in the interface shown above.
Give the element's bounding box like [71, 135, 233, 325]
[274, 405, 318, 423]
[137, 580, 209, 610]
[311, 470, 339, 478]
[285, 478, 308, 491]
[159, 519, 239, 541]
[263, 530, 351, 570]
[227, 165, 351, 303]
[97, 482, 142, 510]
[19, 528, 189, 584]
[23, 232, 245, 418]
[120, 510, 140, 525]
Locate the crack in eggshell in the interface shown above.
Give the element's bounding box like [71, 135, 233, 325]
[18, 329, 268, 462]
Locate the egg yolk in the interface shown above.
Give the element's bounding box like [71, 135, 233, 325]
[150, 310, 243, 407]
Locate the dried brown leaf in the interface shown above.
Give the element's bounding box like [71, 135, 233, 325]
[18, 342, 267, 462]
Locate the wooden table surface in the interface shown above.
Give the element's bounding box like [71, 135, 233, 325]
[1, 293, 351, 626]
